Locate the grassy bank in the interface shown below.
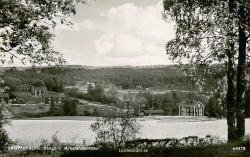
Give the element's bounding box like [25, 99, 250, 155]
[3, 139, 249, 157]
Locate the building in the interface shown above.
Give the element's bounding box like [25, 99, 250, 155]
[17, 85, 31, 91]
[31, 86, 47, 97]
[142, 109, 165, 116]
[0, 93, 9, 104]
[136, 85, 143, 89]
[179, 101, 205, 117]
[86, 82, 95, 88]
[42, 92, 65, 104]
[78, 86, 88, 94]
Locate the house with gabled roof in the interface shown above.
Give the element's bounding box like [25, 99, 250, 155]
[17, 84, 31, 91]
[42, 92, 65, 104]
[31, 86, 47, 97]
[179, 101, 205, 117]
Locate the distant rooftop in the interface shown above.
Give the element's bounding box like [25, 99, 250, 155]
[179, 101, 204, 108]
[0, 93, 9, 98]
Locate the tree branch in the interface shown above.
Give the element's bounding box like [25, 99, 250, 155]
[1, 47, 25, 65]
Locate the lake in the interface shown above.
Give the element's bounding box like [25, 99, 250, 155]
[4, 117, 250, 146]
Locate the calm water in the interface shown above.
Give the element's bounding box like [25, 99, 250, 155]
[4, 118, 250, 145]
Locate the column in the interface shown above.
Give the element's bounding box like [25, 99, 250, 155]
[194, 107, 195, 116]
[179, 106, 180, 116]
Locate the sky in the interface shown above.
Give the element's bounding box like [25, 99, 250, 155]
[5, 0, 175, 67]
[50, 0, 176, 66]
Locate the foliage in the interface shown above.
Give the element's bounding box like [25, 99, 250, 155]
[49, 100, 56, 116]
[90, 107, 142, 149]
[3, 77, 22, 90]
[65, 87, 114, 105]
[0, 0, 85, 65]
[4, 65, 221, 92]
[31, 79, 45, 87]
[62, 98, 78, 116]
[0, 0, 86, 154]
[141, 91, 188, 116]
[205, 77, 227, 118]
[162, 0, 250, 141]
[0, 103, 12, 151]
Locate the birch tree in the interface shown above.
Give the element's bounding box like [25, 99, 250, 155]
[162, 0, 250, 141]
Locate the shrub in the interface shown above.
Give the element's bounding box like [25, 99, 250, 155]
[90, 107, 142, 149]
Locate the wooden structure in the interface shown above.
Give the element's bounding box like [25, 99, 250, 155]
[179, 101, 204, 117]
[31, 86, 47, 97]
[142, 109, 165, 116]
[42, 92, 65, 104]
[17, 85, 31, 91]
[0, 93, 9, 104]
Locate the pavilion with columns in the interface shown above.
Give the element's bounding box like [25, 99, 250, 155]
[179, 101, 204, 117]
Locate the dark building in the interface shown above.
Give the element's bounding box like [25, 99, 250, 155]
[42, 92, 65, 104]
[17, 85, 31, 91]
[142, 109, 165, 116]
[0, 93, 9, 104]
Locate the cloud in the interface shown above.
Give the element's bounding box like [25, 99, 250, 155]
[94, 2, 174, 58]
[94, 33, 144, 58]
[53, 1, 175, 66]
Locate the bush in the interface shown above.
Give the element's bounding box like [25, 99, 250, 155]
[90, 107, 142, 149]
[0, 129, 11, 151]
[62, 98, 78, 116]
[83, 110, 90, 116]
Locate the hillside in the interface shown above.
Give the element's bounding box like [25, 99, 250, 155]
[3, 64, 222, 91]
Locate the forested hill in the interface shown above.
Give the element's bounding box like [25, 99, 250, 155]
[2, 65, 224, 91]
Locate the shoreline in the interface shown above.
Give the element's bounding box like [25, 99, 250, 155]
[12, 116, 220, 122]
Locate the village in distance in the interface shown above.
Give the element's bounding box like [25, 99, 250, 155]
[0, 64, 234, 120]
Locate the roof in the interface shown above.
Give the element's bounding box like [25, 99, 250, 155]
[18, 85, 31, 88]
[0, 93, 9, 98]
[43, 92, 65, 98]
[31, 86, 47, 90]
[179, 101, 204, 108]
[143, 109, 165, 114]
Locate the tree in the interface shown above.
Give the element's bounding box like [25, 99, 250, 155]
[62, 98, 78, 116]
[3, 77, 22, 90]
[58, 79, 64, 92]
[87, 84, 94, 95]
[132, 93, 146, 117]
[49, 100, 56, 115]
[0, 0, 86, 150]
[162, 0, 250, 141]
[0, 104, 12, 151]
[90, 107, 142, 149]
[32, 79, 45, 87]
[0, 0, 85, 65]
[43, 77, 56, 91]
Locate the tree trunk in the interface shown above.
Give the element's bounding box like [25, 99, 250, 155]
[236, 5, 247, 140]
[226, 0, 237, 142]
[227, 44, 237, 142]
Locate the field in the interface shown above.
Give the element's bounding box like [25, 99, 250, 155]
[8, 104, 51, 119]
[4, 116, 250, 146]
[8, 102, 107, 119]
